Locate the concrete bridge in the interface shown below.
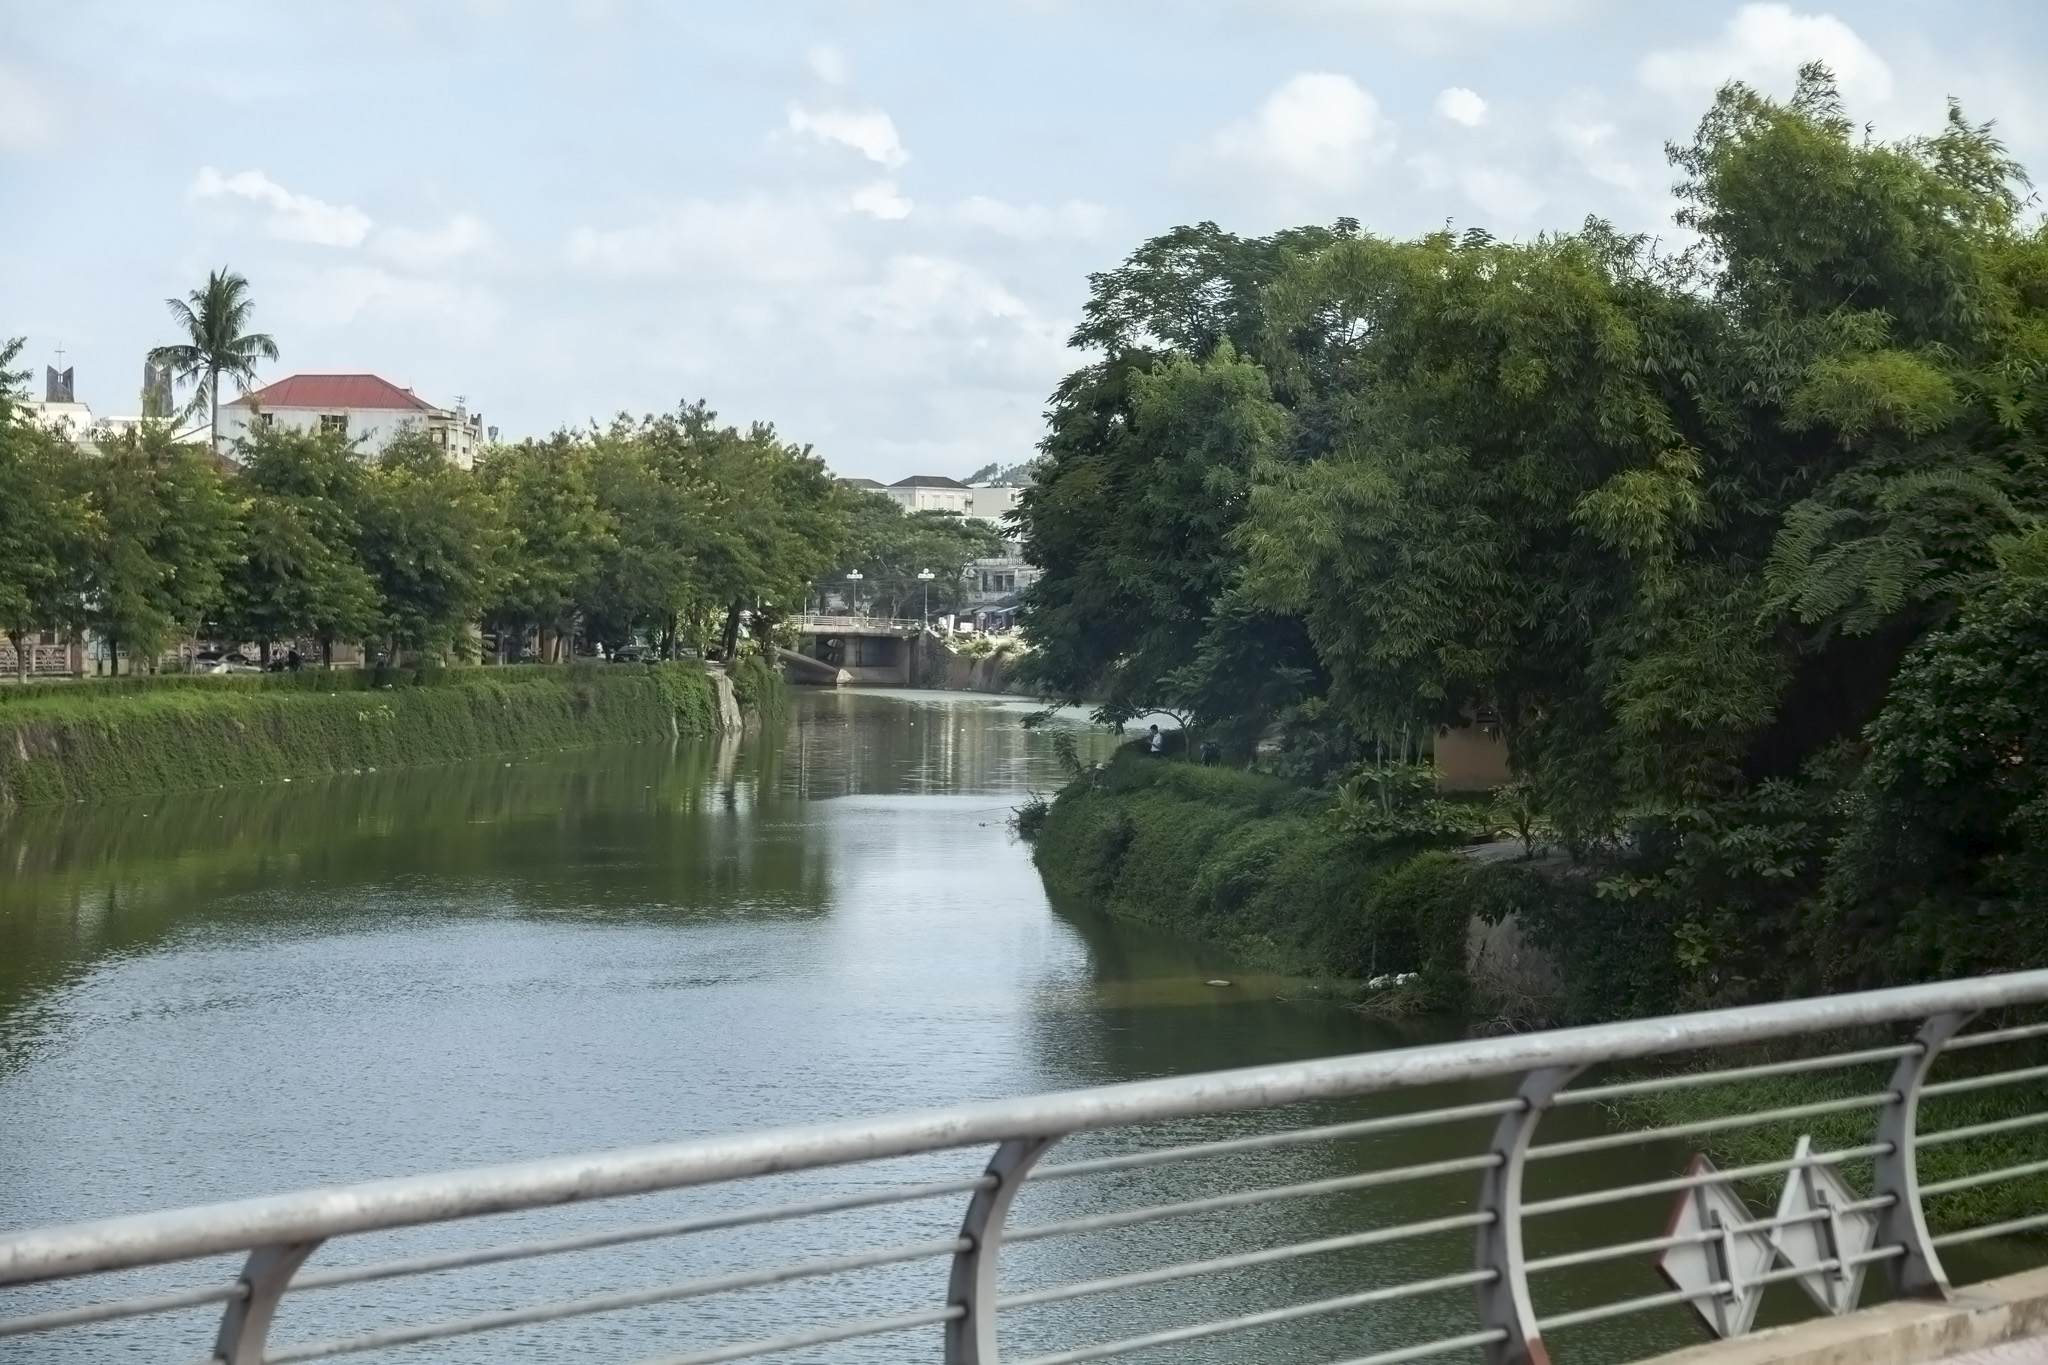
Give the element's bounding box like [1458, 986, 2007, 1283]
[5, 972, 2048, 1364]
[782, 614, 927, 687]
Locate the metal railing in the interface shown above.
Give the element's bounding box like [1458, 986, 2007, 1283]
[791, 615, 928, 634]
[6, 971, 2048, 1363]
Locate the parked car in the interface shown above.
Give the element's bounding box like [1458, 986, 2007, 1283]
[198, 659, 262, 675]
[611, 645, 654, 663]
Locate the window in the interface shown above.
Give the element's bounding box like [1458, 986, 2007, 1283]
[320, 414, 347, 434]
[258, 412, 276, 428]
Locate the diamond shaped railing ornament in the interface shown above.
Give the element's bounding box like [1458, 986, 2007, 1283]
[1771, 1134, 1881, 1315]
[1654, 1155, 1779, 1337]
[1655, 1136, 1882, 1339]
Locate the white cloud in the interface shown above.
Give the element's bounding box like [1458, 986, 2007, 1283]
[806, 43, 849, 86]
[1263, 0, 1588, 49]
[1434, 87, 1488, 127]
[275, 264, 498, 335]
[565, 195, 844, 284]
[1638, 4, 1893, 105]
[850, 180, 913, 220]
[853, 255, 1034, 332]
[187, 167, 373, 247]
[1459, 166, 1544, 220]
[1551, 94, 1651, 195]
[952, 196, 1109, 240]
[372, 213, 494, 270]
[0, 63, 56, 152]
[1198, 72, 1395, 202]
[1410, 153, 1546, 223]
[787, 104, 909, 168]
[1288, 0, 1581, 18]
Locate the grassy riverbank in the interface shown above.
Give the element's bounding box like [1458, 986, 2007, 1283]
[1032, 750, 2048, 1240]
[0, 663, 753, 807]
[1031, 748, 1516, 1008]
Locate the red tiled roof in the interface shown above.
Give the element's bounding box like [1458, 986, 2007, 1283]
[231, 374, 434, 412]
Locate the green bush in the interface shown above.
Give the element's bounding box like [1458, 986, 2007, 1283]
[1038, 749, 1478, 992]
[726, 654, 785, 722]
[0, 664, 731, 807]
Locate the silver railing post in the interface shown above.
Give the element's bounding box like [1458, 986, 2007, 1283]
[946, 1135, 1060, 1365]
[1875, 1010, 1973, 1298]
[212, 1239, 322, 1365]
[1476, 1065, 1581, 1365]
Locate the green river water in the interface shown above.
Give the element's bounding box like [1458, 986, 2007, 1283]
[0, 689, 1994, 1362]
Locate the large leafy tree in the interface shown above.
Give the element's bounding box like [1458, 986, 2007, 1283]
[218, 425, 380, 662]
[1023, 342, 1299, 731]
[358, 431, 509, 660]
[88, 424, 243, 669]
[479, 404, 847, 662]
[477, 436, 614, 660]
[0, 339, 98, 681]
[671, 406, 844, 657]
[1021, 66, 2048, 1008]
[1018, 220, 1347, 737]
[147, 268, 279, 455]
[820, 489, 1004, 621]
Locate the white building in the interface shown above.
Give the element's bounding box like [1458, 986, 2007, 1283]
[883, 474, 974, 515]
[967, 482, 1026, 525]
[221, 374, 486, 468]
[19, 397, 97, 443]
[965, 556, 1039, 600]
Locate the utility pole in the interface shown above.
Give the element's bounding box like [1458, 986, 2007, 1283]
[917, 569, 934, 626]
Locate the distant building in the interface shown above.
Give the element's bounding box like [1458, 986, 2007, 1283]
[967, 482, 1026, 524]
[20, 397, 96, 442]
[839, 476, 886, 492]
[884, 474, 973, 515]
[965, 556, 1038, 601]
[220, 374, 485, 468]
[17, 363, 95, 441]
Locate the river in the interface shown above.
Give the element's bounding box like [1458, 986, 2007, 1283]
[0, 689, 1961, 1362]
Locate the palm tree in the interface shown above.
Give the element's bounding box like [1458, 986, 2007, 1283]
[147, 269, 279, 456]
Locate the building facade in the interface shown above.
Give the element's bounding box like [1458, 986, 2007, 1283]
[883, 475, 974, 515]
[966, 482, 1026, 524]
[221, 374, 485, 468]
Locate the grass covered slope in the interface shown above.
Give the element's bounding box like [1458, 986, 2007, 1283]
[1032, 749, 1479, 999]
[0, 664, 733, 806]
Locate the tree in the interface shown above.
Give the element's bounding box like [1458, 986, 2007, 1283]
[88, 424, 243, 670]
[1020, 340, 1298, 733]
[147, 268, 279, 455]
[477, 436, 613, 661]
[0, 339, 98, 681]
[663, 405, 843, 658]
[1021, 66, 2048, 1010]
[358, 431, 509, 660]
[217, 425, 379, 662]
[820, 489, 1004, 620]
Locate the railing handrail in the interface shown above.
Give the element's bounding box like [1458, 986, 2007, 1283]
[8, 968, 2048, 1288]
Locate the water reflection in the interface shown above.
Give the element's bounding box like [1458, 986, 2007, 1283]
[0, 689, 1721, 1363]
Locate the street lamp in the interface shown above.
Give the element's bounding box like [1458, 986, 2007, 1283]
[845, 569, 862, 617]
[917, 569, 934, 625]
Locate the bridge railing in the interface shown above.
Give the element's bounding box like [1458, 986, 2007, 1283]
[790, 614, 928, 634]
[6, 971, 2048, 1363]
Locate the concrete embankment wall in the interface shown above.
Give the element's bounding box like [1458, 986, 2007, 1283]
[0, 663, 763, 808]
[916, 634, 1032, 695]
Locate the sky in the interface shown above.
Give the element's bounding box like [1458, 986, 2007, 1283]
[4, 0, 2046, 481]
